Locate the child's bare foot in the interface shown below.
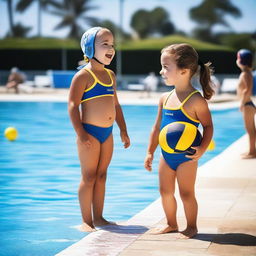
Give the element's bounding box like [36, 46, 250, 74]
[241, 153, 256, 159]
[178, 227, 198, 239]
[94, 217, 116, 226]
[78, 222, 97, 232]
[149, 225, 178, 235]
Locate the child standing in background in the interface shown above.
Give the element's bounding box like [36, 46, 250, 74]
[68, 27, 130, 232]
[144, 44, 214, 238]
[236, 49, 256, 159]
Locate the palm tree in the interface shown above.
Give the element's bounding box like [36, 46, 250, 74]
[189, 0, 241, 42]
[11, 22, 32, 37]
[46, 0, 98, 39]
[16, 0, 54, 37]
[2, 0, 32, 37]
[2, 0, 14, 37]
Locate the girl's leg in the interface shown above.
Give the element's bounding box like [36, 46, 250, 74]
[93, 134, 114, 226]
[153, 157, 178, 234]
[242, 106, 256, 158]
[176, 160, 198, 238]
[77, 135, 100, 232]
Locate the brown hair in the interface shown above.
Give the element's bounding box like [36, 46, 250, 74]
[161, 43, 214, 100]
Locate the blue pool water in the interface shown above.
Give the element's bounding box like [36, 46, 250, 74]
[0, 102, 244, 256]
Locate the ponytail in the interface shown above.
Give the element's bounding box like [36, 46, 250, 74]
[198, 60, 214, 100]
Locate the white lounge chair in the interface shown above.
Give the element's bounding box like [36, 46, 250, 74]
[34, 75, 52, 88]
[220, 78, 238, 93]
[127, 83, 145, 91]
[19, 81, 34, 93]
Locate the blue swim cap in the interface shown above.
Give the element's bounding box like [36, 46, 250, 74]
[78, 27, 102, 70]
[237, 49, 253, 67]
[81, 27, 102, 59]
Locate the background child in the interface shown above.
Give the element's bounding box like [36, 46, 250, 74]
[5, 67, 25, 94]
[236, 49, 256, 159]
[144, 43, 214, 238]
[68, 27, 130, 232]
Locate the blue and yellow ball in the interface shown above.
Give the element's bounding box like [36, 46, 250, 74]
[159, 121, 202, 155]
[4, 127, 18, 141]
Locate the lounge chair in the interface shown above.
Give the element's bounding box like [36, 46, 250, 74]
[220, 78, 238, 93]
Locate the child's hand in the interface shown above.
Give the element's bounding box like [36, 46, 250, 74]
[120, 131, 130, 148]
[144, 153, 153, 172]
[185, 146, 204, 161]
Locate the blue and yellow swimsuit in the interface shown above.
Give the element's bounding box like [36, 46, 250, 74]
[160, 90, 200, 171]
[81, 68, 114, 143]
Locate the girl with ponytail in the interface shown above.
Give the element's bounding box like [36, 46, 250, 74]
[144, 43, 214, 238]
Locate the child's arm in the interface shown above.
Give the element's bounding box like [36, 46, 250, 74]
[187, 97, 213, 161]
[110, 70, 130, 148]
[68, 71, 91, 147]
[144, 95, 165, 171]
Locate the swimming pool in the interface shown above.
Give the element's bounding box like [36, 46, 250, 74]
[0, 102, 244, 256]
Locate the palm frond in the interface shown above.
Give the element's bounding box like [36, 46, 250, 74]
[48, 0, 99, 38]
[54, 16, 74, 30]
[43, 0, 63, 9]
[16, 0, 33, 12]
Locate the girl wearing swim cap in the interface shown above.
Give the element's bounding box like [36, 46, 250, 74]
[236, 49, 256, 159]
[68, 27, 130, 232]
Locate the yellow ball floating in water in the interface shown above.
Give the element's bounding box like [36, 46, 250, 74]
[4, 127, 18, 141]
[207, 139, 215, 151]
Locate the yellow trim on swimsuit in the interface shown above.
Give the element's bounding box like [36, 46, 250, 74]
[80, 94, 114, 103]
[163, 90, 200, 123]
[80, 68, 114, 103]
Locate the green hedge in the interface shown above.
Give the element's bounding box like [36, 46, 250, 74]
[0, 34, 233, 51]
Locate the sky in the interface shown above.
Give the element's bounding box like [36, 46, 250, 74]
[0, 0, 255, 38]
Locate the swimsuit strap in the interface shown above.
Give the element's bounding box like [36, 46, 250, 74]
[163, 90, 175, 106]
[83, 68, 113, 86]
[180, 90, 199, 107]
[104, 68, 114, 85]
[84, 68, 97, 82]
[164, 89, 199, 108]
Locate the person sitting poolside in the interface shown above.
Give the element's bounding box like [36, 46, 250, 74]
[5, 67, 26, 94]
